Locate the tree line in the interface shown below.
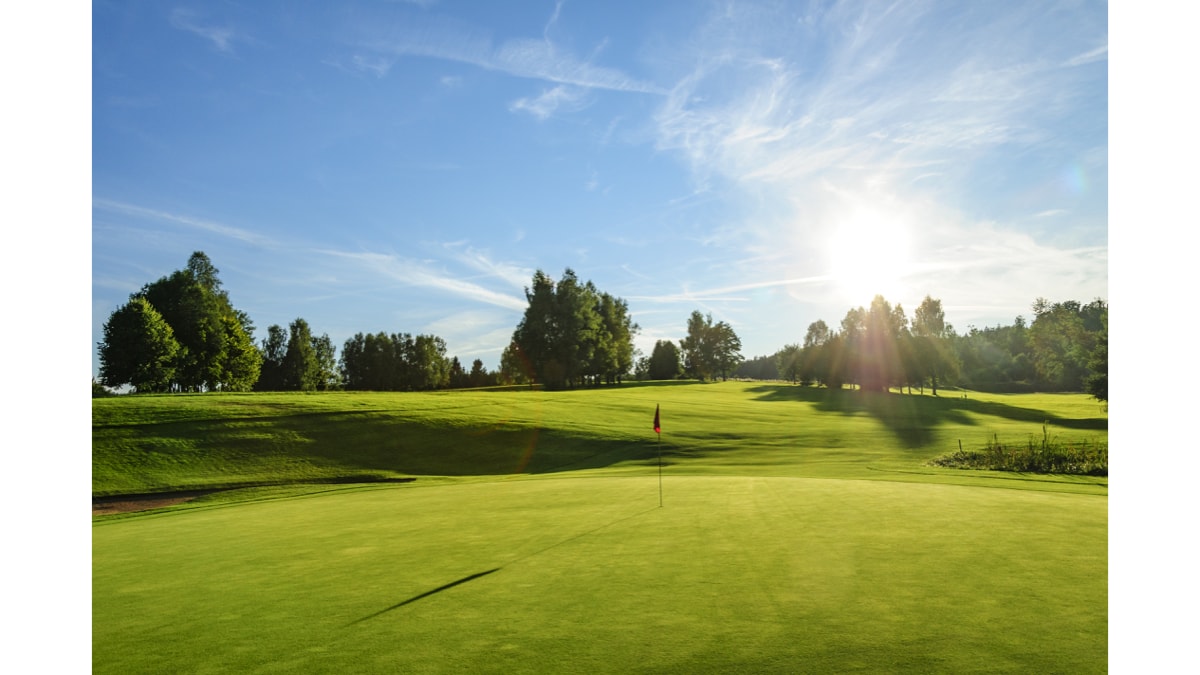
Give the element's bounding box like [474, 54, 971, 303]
[98, 253, 513, 393]
[98, 253, 1105, 402]
[97, 256, 639, 393]
[731, 294, 1107, 401]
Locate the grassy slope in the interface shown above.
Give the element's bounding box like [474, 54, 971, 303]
[92, 382, 1108, 673]
[93, 382, 1108, 495]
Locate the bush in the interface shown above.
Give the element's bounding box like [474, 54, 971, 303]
[930, 423, 1106, 476]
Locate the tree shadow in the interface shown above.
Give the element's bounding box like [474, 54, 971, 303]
[746, 384, 1107, 448]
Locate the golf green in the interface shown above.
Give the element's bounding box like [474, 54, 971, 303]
[93, 474, 1106, 673]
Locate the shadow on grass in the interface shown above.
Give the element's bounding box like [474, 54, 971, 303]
[346, 505, 659, 626]
[213, 413, 664, 478]
[346, 569, 500, 626]
[747, 384, 1107, 448]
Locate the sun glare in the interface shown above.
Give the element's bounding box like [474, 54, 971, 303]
[826, 208, 913, 305]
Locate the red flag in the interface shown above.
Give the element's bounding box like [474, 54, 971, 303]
[654, 404, 661, 434]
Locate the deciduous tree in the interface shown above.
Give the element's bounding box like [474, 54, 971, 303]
[680, 311, 742, 381]
[648, 340, 683, 380]
[511, 269, 636, 389]
[100, 252, 260, 392]
[98, 296, 180, 392]
[282, 318, 318, 391]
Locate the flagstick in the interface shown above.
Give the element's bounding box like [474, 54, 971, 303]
[657, 431, 663, 508]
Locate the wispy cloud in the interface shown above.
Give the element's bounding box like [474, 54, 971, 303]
[424, 311, 515, 357]
[655, 3, 1103, 189]
[510, 85, 588, 120]
[441, 242, 534, 289]
[647, 1, 1106, 315]
[630, 275, 833, 305]
[1063, 45, 1107, 68]
[354, 13, 665, 94]
[352, 54, 394, 78]
[169, 8, 242, 54]
[321, 250, 527, 311]
[1035, 209, 1068, 218]
[93, 199, 274, 246]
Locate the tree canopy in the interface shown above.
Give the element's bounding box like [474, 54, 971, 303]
[98, 252, 261, 392]
[647, 340, 684, 381]
[679, 311, 743, 382]
[339, 332, 451, 391]
[509, 269, 638, 389]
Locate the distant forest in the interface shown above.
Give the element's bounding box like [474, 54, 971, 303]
[733, 295, 1107, 399]
[97, 252, 1107, 403]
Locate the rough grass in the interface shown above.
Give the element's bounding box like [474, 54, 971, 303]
[930, 424, 1108, 476]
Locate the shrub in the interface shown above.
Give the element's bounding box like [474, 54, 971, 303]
[930, 423, 1106, 476]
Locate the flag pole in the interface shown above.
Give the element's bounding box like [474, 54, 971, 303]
[654, 404, 662, 507]
[657, 432, 662, 508]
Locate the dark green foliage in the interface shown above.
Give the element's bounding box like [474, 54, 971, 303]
[773, 346, 800, 383]
[953, 321, 1032, 390]
[790, 295, 1105, 395]
[339, 331, 451, 391]
[256, 324, 289, 391]
[282, 318, 319, 391]
[1028, 298, 1105, 391]
[98, 295, 181, 392]
[468, 358, 493, 387]
[411, 334, 451, 390]
[219, 312, 262, 392]
[734, 353, 780, 380]
[510, 269, 638, 389]
[591, 289, 638, 384]
[680, 310, 742, 381]
[499, 341, 533, 385]
[912, 295, 955, 395]
[648, 340, 684, 380]
[448, 356, 469, 388]
[103, 251, 261, 392]
[931, 425, 1107, 476]
[1085, 311, 1107, 403]
[311, 333, 340, 391]
[798, 319, 833, 387]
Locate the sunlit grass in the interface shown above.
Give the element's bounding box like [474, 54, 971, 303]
[93, 382, 1108, 495]
[93, 382, 1107, 672]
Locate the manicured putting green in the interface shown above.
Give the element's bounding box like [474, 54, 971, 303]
[93, 474, 1106, 673]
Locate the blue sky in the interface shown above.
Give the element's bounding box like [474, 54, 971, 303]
[91, 0, 1108, 374]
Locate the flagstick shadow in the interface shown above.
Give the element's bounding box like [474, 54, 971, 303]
[345, 568, 500, 626]
[345, 505, 658, 627]
[506, 505, 661, 568]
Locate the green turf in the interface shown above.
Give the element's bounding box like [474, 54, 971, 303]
[92, 383, 1107, 494]
[93, 382, 1108, 672]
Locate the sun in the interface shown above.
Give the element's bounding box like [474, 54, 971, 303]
[825, 207, 913, 305]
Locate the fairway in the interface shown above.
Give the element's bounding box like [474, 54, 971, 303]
[93, 383, 1108, 672]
